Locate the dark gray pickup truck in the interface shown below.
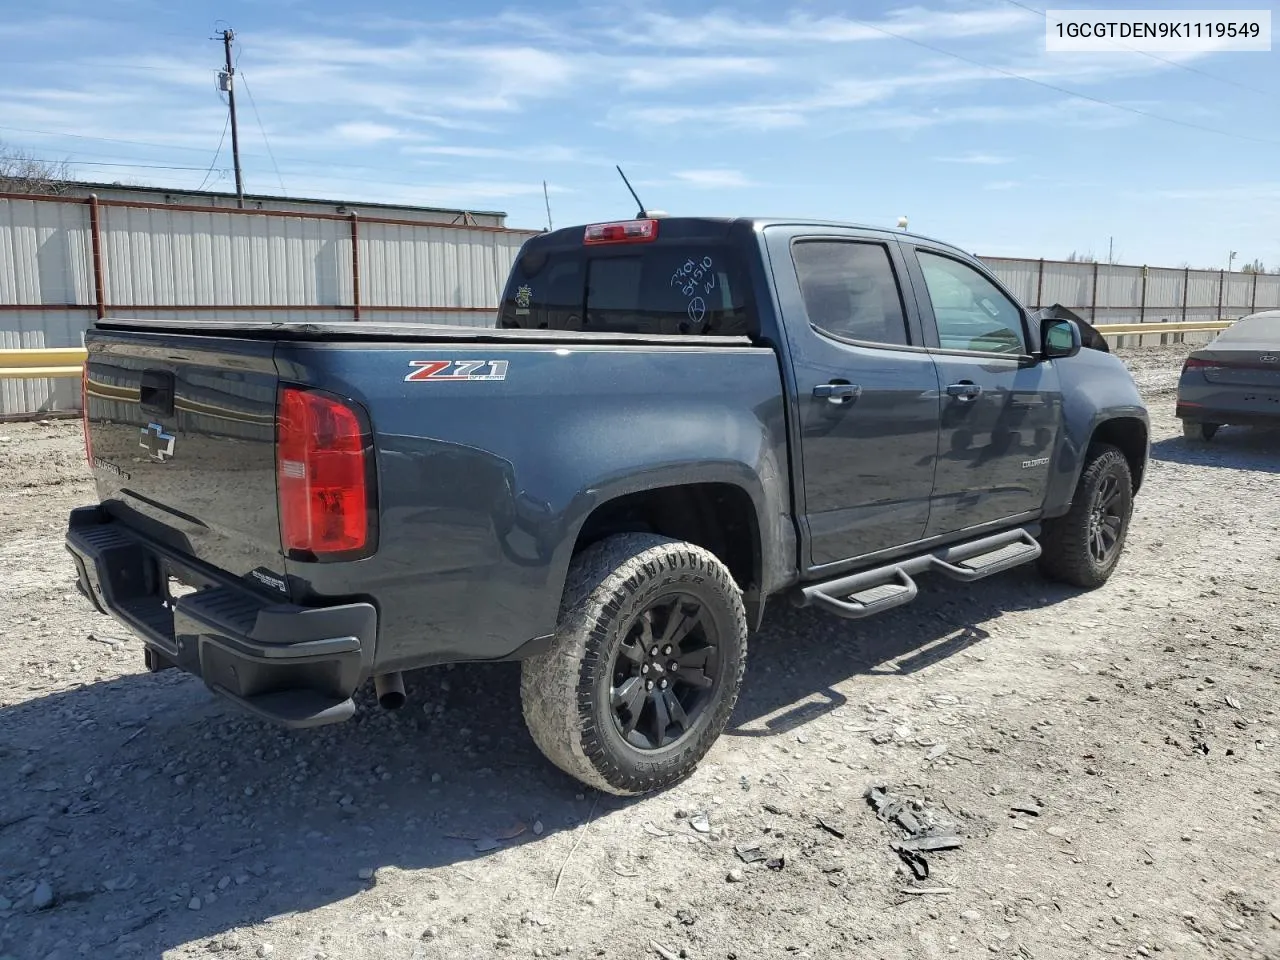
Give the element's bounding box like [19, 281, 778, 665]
[67, 216, 1148, 796]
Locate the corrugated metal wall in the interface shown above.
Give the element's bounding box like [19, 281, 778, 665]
[0, 199, 96, 415]
[6, 194, 1280, 416]
[1, 193, 539, 415]
[982, 257, 1280, 345]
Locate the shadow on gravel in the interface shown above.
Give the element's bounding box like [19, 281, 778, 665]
[1, 566, 1073, 957]
[0, 663, 621, 958]
[728, 565, 1075, 738]
[1151, 427, 1280, 472]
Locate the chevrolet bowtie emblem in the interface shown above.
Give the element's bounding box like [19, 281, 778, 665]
[140, 422, 175, 462]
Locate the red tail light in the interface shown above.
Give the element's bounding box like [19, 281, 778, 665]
[81, 363, 93, 467]
[1183, 357, 1216, 371]
[583, 219, 659, 245]
[276, 386, 376, 561]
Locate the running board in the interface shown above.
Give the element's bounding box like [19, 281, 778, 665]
[797, 527, 1041, 621]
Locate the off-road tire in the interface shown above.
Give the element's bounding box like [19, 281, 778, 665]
[1038, 443, 1134, 589]
[1182, 420, 1220, 442]
[520, 534, 748, 796]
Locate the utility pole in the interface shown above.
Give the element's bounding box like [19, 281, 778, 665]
[219, 29, 245, 207]
[1107, 236, 1114, 264]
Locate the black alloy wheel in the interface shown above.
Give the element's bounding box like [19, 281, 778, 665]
[1087, 472, 1125, 566]
[609, 595, 720, 751]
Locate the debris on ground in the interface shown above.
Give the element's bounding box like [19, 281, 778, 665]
[814, 816, 845, 839]
[898, 886, 955, 896]
[866, 785, 963, 880]
[735, 843, 766, 864]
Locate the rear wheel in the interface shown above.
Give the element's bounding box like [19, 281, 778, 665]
[1038, 444, 1134, 588]
[520, 534, 747, 796]
[1182, 420, 1220, 442]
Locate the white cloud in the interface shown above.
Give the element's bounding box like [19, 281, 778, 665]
[936, 152, 1015, 165]
[620, 56, 777, 91]
[331, 122, 406, 145]
[673, 169, 754, 188]
[1147, 183, 1280, 202]
[604, 7, 1029, 48]
[404, 144, 603, 165]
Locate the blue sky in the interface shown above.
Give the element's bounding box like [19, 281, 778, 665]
[1, 1, 1277, 268]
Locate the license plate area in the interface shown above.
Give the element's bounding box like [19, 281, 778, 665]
[159, 560, 212, 612]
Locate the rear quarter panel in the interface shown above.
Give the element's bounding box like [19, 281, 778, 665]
[275, 342, 793, 672]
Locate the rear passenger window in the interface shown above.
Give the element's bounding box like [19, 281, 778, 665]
[792, 241, 910, 347]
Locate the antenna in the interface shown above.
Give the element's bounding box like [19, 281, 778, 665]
[543, 180, 553, 231]
[615, 165, 647, 218]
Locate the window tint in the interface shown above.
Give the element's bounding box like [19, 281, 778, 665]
[498, 245, 750, 336]
[791, 241, 909, 346]
[1213, 310, 1280, 344]
[917, 251, 1026, 355]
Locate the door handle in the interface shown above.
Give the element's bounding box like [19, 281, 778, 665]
[813, 382, 861, 404]
[946, 382, 982, 401]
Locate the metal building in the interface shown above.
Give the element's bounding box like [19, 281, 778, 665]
[1, 184, 539, 416]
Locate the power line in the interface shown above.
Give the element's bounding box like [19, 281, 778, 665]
[66, 159, 213, 171]
[12, 143, 531, 198]
[238, 72, 287, 196]
[0, 123, 454, 178]
[840, 13, 1280, 147]
[196, 112, 231, 191]
[1000, 0, 1274, 97]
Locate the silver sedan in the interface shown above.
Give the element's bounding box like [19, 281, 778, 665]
[1176, 310, 1280, 441]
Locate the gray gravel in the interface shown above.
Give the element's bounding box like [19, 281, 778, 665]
[1, 345, 1278, 960]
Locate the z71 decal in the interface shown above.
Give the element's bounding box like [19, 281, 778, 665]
[405, 360, 510, 382]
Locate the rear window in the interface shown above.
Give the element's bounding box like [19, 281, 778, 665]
[1214, 311, 1280, 344]
[499, 244, 751, 336]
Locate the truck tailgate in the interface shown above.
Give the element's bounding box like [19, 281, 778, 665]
[84, 329, 288, 595]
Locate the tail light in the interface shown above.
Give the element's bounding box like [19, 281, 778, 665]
[276, 386, 376, 561]
[1183, 357, 1216, 371]
[584, 219, 659, 245]
[81, 363, 93, 467]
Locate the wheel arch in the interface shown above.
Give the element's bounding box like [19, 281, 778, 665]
[1090, 416, 1148, 492]
[567, 479, 768, 629]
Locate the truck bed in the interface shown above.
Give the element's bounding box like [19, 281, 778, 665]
[96, 317, 755, 347]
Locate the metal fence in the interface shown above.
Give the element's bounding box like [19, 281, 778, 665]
[0, 192, 538, 415]
[982, 257, 1280, 327]
[5, 191, 1279, 417]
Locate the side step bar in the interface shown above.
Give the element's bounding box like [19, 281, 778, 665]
[796, 527, 1042, 621]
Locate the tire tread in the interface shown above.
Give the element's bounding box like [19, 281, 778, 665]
[1038, 443, 1133, 588]
[520, 534, 747, 796]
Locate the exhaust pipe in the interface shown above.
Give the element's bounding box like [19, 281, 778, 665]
[374, 672, 406, 710]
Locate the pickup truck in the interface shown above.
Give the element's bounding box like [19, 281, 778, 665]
[67, 216, 1149, 796]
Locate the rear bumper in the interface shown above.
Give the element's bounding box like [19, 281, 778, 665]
[1176, 404, 1280, 428]
[66, 505, 376, 728]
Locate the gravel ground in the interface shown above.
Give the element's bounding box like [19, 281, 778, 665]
[1, 345, 1278, 960]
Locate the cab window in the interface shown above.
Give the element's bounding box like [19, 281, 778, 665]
[917, 251, 1026, 355]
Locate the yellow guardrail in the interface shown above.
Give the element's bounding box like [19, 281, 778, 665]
[0, 320, 1238, 380]
[1091, 321, 1232, 335]
[0, 347, 88, 379]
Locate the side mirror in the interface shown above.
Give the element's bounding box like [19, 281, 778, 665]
[1041, 317, 1081, 360]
